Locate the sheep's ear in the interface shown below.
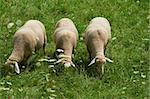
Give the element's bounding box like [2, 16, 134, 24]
[55, 49, 64, 58]
[88, 58, 96, 66]
[105, 57, 113, 63]
[56, 49, 64, 53]
[14, 62, 20, 74]
[101, 64, 105, 75]
[71, 62, 75, 67]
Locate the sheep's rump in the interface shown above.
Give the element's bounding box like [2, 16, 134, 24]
[23, 20, 47, 50]
[54, 29, 77, 56]
[85, 17, 111, 42]
[54, 18, 78, 40]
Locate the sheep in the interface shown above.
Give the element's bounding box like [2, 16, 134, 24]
[6, 20, 47, 73]
[84, 17, 113, 77]
[54, 18, 78, 67]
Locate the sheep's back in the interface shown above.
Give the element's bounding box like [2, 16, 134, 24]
[24, 20, 46, 48]
[54, 29, 77, 49]
[14, 27, 37, 51]
[89, 17, 111, 39]
[55, 18, 78, 39]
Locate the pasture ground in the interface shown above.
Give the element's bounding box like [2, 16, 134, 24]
[0, 0, 149, 98]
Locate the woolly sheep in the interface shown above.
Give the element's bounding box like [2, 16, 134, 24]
[6, 20, 47, 73]
[85, 17, 113, 76]
[54, 18, 78, 67]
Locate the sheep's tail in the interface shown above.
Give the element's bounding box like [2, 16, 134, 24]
[105, 57, 113, 63]
[88, 58, 96, 66]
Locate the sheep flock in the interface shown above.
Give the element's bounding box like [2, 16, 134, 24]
[5, 17, 113, 79]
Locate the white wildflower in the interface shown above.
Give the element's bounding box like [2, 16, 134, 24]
[45, 74, 49, 82]
[133, 80, 136, 83]
[133, 71, 139, 74]
[7, 22, 14, 29]
[18, 88, 23, 92]
[48, 65, 55, 68]
[52, 85, 56, 88]
[48, 96, 55, 99]
[16, 20, 22, 26]
[51, 94, 57, 97]
[136, 0, 140, 3]
[80, 37, 83, 41]
[147, 15, 150, 19]
[112, 37, 117, 41]
[6, 82, 12, 86]
[141, 82, 146, 85]
[122, 87, 127, 90]
[0, 87, 10, 91]
[0, 82, 5, 85]
[124, 0, 128, 2]
[121, 91, 125, 94]
[47, 88, 55, 93]
[142, 38, 149, 41]
[36, 62, 41, 67]
[141, 73, 146, 78]
[52, 80, 56, 83]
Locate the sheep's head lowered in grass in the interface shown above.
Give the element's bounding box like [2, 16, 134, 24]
[55, 49, 75, 68]
[88, 52, 113, 66]
[5, 59, 20, 74]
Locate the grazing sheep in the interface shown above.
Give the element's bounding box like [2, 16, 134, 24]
[85, 17, 113, 77]
[6, 20, 47, 73]
[54, 18, 78, 67]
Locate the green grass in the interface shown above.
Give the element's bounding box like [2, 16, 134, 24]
[0, 0, 149, 98]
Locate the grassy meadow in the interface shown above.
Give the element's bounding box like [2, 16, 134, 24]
[0, 0, 149, 98]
